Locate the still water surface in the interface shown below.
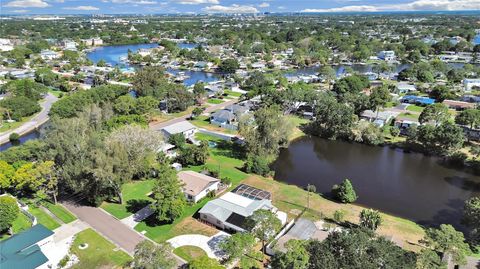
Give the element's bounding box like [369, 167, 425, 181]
[273, 136, 480, 229]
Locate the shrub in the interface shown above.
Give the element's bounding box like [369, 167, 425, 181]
[0, 196, 19, 232]
[9, 133, 20, 143]
[244, 155, 271, 176]
[332, 179, 358, 203]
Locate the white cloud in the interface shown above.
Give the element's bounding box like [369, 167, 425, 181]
[277, 6, 285, 10]
[12, 9, 30, 12]
[4, 0, 49, 8]
[174, 0, 218, 5]
[259, 2, 270, 8]
[302, 0, 480, 12]
[203, 4, 259, 13]
[111, 0, 157, 4]
[63, 5, 99, 10]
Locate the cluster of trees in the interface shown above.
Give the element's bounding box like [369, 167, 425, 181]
[0, 79, 47, 121]
[239, 105, 294, 176]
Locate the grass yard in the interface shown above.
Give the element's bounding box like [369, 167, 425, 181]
[134, 200, 218, 242]
[48, 88, 64, 98]
[135, 134, 246, 242]
[406, 105, 424, 113]
[43, 202, 77, 224]
[101, 179, 155, 219]
[70, 228, 131, 269]
[207, 98, 224, 104]
[242, 176, 425, 252]
[287, 115, 309, 141]
[189, 116, 237, 135]
[224, 90, 243, 97]
[173, 246, 207, 262]
[28, 206, 61, 230]
[0, 212, 32, 241]
[0, 114, 35, 133]
[399, 112, 419, 120]
[150, 107, 195, 124]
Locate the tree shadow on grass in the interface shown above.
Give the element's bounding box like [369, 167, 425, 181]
[126, 199, 151, 214]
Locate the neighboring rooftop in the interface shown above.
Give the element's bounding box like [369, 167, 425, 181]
[178, 170, 219, 197]
[231, 184, 272, 200]
[161, 121, 196, 135]
[0, 224, 53, 269]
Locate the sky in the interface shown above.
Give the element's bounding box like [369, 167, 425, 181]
[1, 0, 480, 15]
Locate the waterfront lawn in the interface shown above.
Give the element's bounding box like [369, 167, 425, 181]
[241, 176, 425, 252]
[48, 88, 64, 98]
[101, 179, 155, 219]
[224, 90, 243, 97]
[28, 206, 61, 230]
[173, 246, 207, 262]
[71, 228, 131, 269]
[0, 114, 35, 133]
[43, 202, 77, 224]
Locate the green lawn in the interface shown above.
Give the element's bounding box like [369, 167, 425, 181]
[173, 246, 207, 262]
[406, 105, 424, 113]
[0, 212, 32, 241]
[0, 114, 35, 133]
[189, 116, 237, 135]
[207, 98, 224, 104]
[399, 112, 419, 120]
[71, 228, 131, 269]
[28, 206, 61, 230]
[48, 88, 64, 98]
[224, 90, 243, 97]
[101, 179, 155, 219]
[43, 202, 77, 224]
[135, 134, 248, 242]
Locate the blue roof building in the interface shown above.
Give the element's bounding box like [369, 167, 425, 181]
[401, 95, 435, 106]
[0, 224, 54, 269]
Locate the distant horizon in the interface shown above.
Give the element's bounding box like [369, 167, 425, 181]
[1, 0, 479, 15]
[1, 9, 480, 16]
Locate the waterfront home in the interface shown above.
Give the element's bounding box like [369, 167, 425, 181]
[205, 84, 224, 97]
[378, 50, 396, 61]
[401, 95, 435, 106]
[161, 121, 197, 140]
[178, 171, 220, 203]
[40, 50, 60, 60]
[464, 79, 480, 92]
[394, 117, 420, 134]
[0, 224, 55, 269]
[81, 37, 103, 46]
[442, 100, 476, 111]
[60, 40, 77, 51]
[199, 184, 287, 232]
[396, 83, 417, 94]
[360, 110, 399, 127]
[210, 103, 250, 130]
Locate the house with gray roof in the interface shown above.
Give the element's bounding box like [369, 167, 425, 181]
[0, 224, 54, 269]
[199, 184, 286, 232]
[161, 121, 197, 139]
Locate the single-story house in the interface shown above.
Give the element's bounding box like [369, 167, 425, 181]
[396, 83, 417, 94]
[0, 224, 54, 269]
[161, 121, 197, 139]
[40, 50, 59, 60]
[461, 95, 480, 103]
[442, 100, 476, 111]
[178, 171, 220, 203]
[360, 110, 399, 127]
[210, 103, 250, 130]
[378, 50, 396, 61]
[199, 184, 287, 232]
[464, 79, 480, 92]
[401, 95, 435, 106]
[394, 117, 420, 134]
[205, 84, 224, 97]
[272, 218, 329, 254]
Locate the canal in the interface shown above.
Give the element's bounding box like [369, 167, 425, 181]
[272, 136, 480, 229]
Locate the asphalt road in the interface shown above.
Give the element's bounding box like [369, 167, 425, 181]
[63, 201, 145, 255]
[0, 93, 58, 145]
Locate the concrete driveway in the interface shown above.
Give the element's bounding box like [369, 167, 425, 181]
[167, 231, 230, 260]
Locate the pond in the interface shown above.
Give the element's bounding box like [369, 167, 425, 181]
[272, 136, 480, 230]
[86, 43, 159, 67]
[0, 130, 40, 152]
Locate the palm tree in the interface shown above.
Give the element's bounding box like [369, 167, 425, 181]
[306, 184, 316, 209]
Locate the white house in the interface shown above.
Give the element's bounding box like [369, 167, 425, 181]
[464, 79, 480, 92]
[199, 184, 287, 232]
[378, 50, 396, 61]
[397, 83, 417, 93]
[178, 171, 220, 203]
[161, 121, 197, 139]
[40, 50, 60, 60]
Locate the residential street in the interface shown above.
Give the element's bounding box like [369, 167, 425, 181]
[62, 201, 145, 255]
[0, 93, 58, 145]
[149, 98, 238, 131]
